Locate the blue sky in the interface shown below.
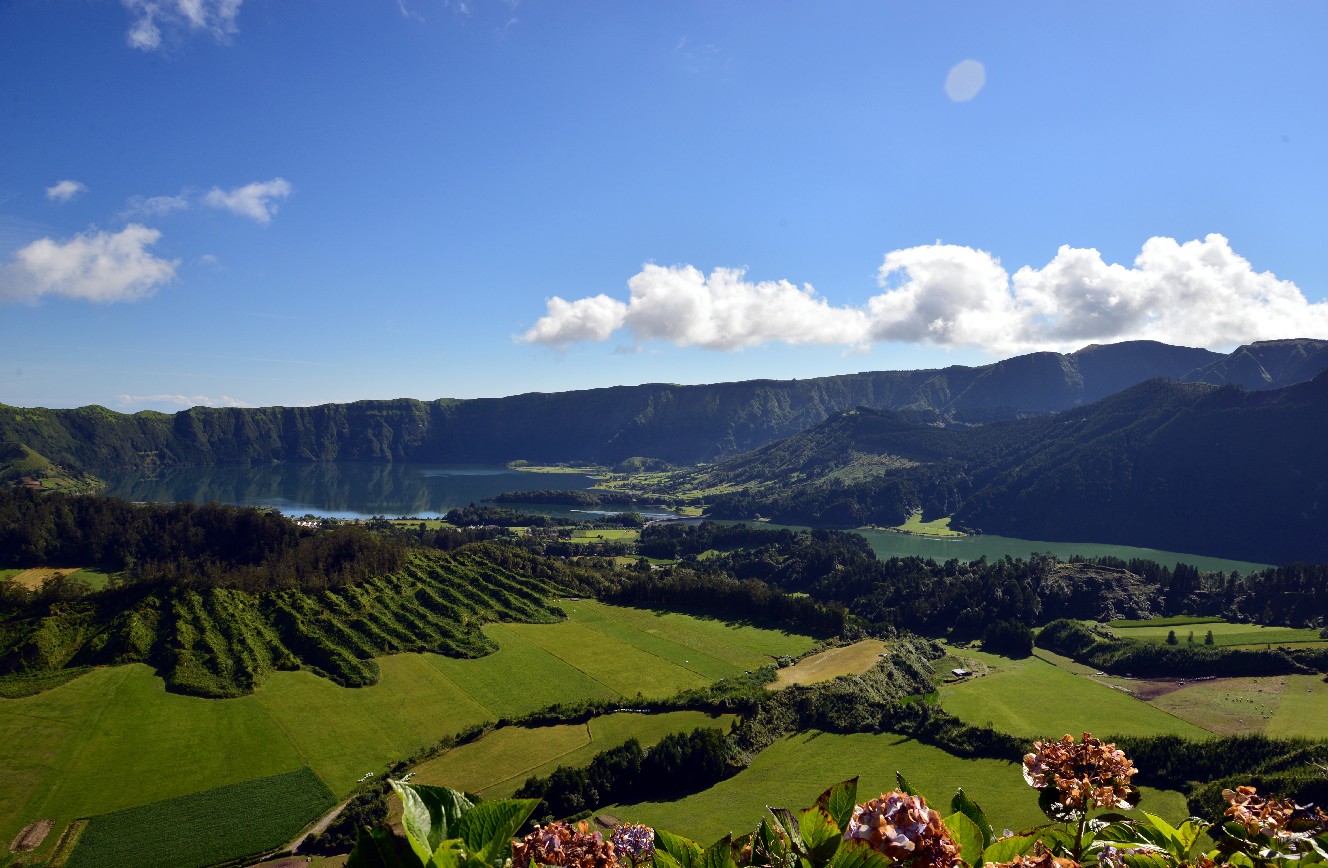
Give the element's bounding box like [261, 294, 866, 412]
[1, 1, 1325, 412]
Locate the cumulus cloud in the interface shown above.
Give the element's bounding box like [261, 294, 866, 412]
[123, 0, 243, 51]
[520, 235, 1328, 354]
[117, 393, 248, 409]
[45, 180, 88, 203]
[202, 178, 292, 224]
[0, 224, 178, 304]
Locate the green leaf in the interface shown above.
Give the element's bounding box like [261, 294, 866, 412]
[392, 782, 474, 866]
[827, 841, 895, 868]
[1120, 852, 1171, 868]
[950, 789, 994, 851]
[816, 778, 859, 832]
[979, 835, 1040, 866]
[943, 812, 984, 868]
[658, 828, 705, 868]
[427, 840, 467, 868]
[895, 771, 918, 796]
[701, 835, 736, 868]
[1228, 851, 1256, 868]
[347, 826, 414, 868]
[754, 818, 789, 864]
[454, 798, 539, 865]
[768, 808, 805, 852]
[654, 849, 688, 868]
[1141, 812, 1181, 844]
[798, 808, 843, 866]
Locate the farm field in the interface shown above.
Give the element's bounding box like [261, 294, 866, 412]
[3, 566, 111, 590]
[890, 512, 964, 537]
[1140, 676, 1290, 735]
[412, 710, 734, 798]
[609, 731, 1190, 844]
[1106, 619, 1325, 647]
[66, 767, 334, 868]
[773, 640, 888, 688]
[568, 528, 640, 543]
[0, 603, 813, 863]
[938, 649, 1210, 739]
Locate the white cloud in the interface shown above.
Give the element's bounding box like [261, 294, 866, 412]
[117, 393, 249, 409]
[945, 59, 986, 102]
[202, 178, 292, 224]
[519, 235, 1328, 354]
[45, 180, 88, 203]
[0, 224, 178, 304]
[123, 0, 243, 51]
[122, 192, 191, 218]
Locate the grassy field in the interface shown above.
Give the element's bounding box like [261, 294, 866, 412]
[889, 512, 965, 537]
[1142, 676, 1288, 735]
[0, 601, 815, 863]
[1107, 616, 1226, 628]
[66, 767, 334, 868]
[1108, 620, 1325, 647]
[569, 528, 640, 543]
[773, 640, 888, 688]
[3, 567, 111, 591]
[412, 710, 735, 798]
[939, 649, 1210, 739]
[609, 732, 1190, 844]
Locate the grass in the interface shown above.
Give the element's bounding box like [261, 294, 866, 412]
[938, 648, 1210, 739]
[889, 512, 966, 537]
[1266, 675, 1328, 738]
[0, 603, 813, 861]
[66, 767, 334, 868]
[1109, 620, 1325, 647]
[568, 528, 640, 543]
[608, 732, 1190, 844]
[1141, 677, 1289, 736]
[773, 640, 888, 688]
[1107, 616, 1226, 628]
[412, 710, 735, 798]
[6, 567, 111, 591]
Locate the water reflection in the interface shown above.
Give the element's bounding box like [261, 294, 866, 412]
[101, 462, 597, 519]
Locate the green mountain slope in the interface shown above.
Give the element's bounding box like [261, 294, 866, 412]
[0, 340, 1243, 472]
[701, 373, 1328, 564]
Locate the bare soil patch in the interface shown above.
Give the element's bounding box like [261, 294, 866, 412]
[774, 640, 889, 688]
[10, 818, 54, 853]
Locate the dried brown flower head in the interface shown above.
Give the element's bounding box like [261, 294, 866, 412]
[987, 841, 1079, 868]
[1222, 785, 1328, 840]
[1022, 733, 1139, 811]
[842, 791, 963, 868]
[513, 820, 618, 868]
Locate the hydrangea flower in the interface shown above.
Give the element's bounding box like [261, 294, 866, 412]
[610, 824, 655, 863]
[987, 842, 1079, 868]
[513, 820, 618, 868]
[1022, 733, 1138, 811]
[842, 790, 962, 868]
[1223, 785, 1328, 840]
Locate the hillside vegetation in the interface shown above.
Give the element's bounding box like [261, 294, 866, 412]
[5, 340, 1324, 475]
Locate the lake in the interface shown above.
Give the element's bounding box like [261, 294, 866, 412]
[102, 462, 1271, 572]
[101, 462, 599, 520]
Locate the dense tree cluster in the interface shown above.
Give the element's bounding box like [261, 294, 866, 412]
[0, 487, 405, 591]
[514, 727, 731, 819]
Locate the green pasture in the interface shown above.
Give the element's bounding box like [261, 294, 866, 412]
[1107, 616, 1226, 628]
[891, 512, 965, 537]
[1266, 675, 1328, 738]
[413, 710, 734, 798]
[1143, 676, 1289, 736]
[609, 731, 1190, 844]
[1108, 620, 1324, 647]
[0, 602, 812, 862]
[66, 767, 334, 868]
[568, 528, 640, 543]
[773, 640, 888, 688]
[939, 648, 1209, 739]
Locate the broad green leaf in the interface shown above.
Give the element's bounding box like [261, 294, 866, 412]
[347, 826, 413, 868]
[1120, 852, 1171, 868]
[798, 808, 842, 865]
[769, 808, 805, 852]
[755, 818, 789, 863]
[895, 771, 918, 796]
[1174, 821, 1206, 854]
[827, 841, 895, 868]
[1227, 850, 1256, 868]
[815, 778, 859, 832]
[427, 840, 466, 868]
[979, 835, 1039, 866]
[655, 849, 688, 868]
[1141, 812, 1181, 845]
[942, 812, 984, 867]
[454, 798, 539, 864]
[701, 835, 736, 868]
[392, 782, 474, 866]
[658, 828, 705, 868]
[950, 789, 994, 850]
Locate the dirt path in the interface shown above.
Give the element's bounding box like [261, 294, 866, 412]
[287, 800, 349, 854]
[9, 818, 54, 853]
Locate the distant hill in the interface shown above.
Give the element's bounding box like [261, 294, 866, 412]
[10, 339, 1325, 474]
[701, 372, 1328, 564]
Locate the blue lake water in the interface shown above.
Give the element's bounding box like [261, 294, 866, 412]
[102, 462, 1271, 572]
